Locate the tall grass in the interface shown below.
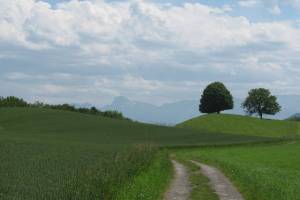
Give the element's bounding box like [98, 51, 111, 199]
[116, 151, 172, 200]
[0, 142, 159, 199]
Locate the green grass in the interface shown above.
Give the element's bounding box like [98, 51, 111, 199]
[0, 107, 271, 199]
[176, 142, 300, 200]
[116, 151, 172, 200]
[174, 159, 218, 200]
[177, 113, 300, 137]
[0, 108, 271, 147]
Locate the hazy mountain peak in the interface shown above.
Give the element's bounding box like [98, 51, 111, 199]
[103, 95, 300, 124]
[112, 96, 132, 106]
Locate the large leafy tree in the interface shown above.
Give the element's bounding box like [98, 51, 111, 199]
[199, 82, 233, 114]
[242, 88, 281, 119]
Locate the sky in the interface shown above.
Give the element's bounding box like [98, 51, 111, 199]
[1, 0, 300, 106]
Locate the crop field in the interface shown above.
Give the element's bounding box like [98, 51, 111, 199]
[0, 108, 272, 199]
[176, 142, 300, 200]
[177, 114, 300, 137]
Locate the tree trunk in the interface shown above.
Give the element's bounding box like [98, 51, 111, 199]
[259, 112, 263, 119]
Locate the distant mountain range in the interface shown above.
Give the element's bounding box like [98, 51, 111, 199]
[102, 95, 300, 124]
[102, 96, 198, 125]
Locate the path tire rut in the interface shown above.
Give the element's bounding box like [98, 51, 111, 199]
[191, 160, 244, 200]
[164, 160, 190, 200]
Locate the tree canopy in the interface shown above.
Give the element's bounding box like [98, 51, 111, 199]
[0, 96, 129, 121]
[199, 82, 234, 114]
[242, 88, 281, 119]
[0, 96, 28, 107]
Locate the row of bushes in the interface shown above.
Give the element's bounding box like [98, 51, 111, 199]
[0, 96, 130, 121]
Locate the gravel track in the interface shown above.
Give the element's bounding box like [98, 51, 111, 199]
[191, 160, 244, 200]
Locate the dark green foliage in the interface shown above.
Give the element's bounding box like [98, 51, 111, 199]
[242, 88, 281, 119]
[199, 82, 234, 114]
[0, 96, 129, 121]
[102, 110, 126, 120]
[31, 102, 128, 120]
[0, 96, 28, 107]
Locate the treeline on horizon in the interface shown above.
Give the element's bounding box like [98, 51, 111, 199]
[0, 96, 130, 121]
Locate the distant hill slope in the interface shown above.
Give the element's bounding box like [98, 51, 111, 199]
[102, 95, 300, 124]
[102, 96, 199, 125]
[0, 108, 269, 146]
[177, 114, 300, 137]
[288, 113, 300, 121]
[0, 108, 274, 199]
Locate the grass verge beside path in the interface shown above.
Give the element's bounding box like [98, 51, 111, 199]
[116, 151, 172, 200]
[175, 142, 300, 200]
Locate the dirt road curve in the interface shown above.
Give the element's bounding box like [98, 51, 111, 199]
[191, 160, 244, 200]
[164, 160, 190, 200]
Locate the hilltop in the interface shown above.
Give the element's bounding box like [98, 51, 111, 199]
[177, 114, 300, 137]
[102, 95, 300, 124]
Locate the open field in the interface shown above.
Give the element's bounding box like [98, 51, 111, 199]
[176, 142, 300, 200]
[177, 114, 300, 137]
[0, 108, 272, 199]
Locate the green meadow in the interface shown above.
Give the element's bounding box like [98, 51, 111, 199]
[0, 108, 268, 199]
[176, 114, 300, 200]
[1, 107, 300, 200]
[176, 142, 300, 200]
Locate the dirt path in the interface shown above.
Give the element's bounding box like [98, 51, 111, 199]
[164, 160, 190, 200]
[191, 160, 244, 200]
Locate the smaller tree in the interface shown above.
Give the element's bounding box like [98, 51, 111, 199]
[242, 88, 281, 119]
[199, 82, 233, 114]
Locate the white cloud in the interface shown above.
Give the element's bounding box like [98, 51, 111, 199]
[0, 0, 300, 104]
[286, 0, 300, 9]
[239, 0, 300, 13]
[269, 4, 281, 15]
[0, 0, 298, 52]
[238, 0, 259, 7]
[238, 0, 283, 15]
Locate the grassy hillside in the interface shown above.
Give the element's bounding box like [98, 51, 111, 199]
[176, 142, 300, 200]
[0, 108, 270, 146]
[0, 108, 270, 200]
[177, 114, 300, 137]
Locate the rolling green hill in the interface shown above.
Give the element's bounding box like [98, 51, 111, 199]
[177, 114, 300, 137]
[0, 108, 267, 146]
[0, 108, 270, 200]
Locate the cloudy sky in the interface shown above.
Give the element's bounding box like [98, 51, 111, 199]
[1, 0, 300, 106]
